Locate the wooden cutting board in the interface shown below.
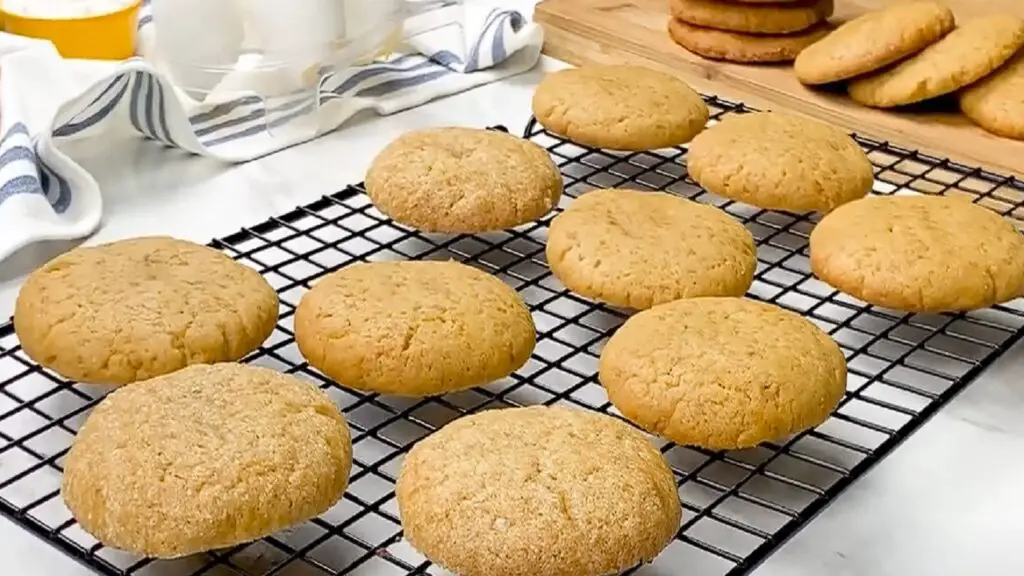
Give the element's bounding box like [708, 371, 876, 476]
[533, 0, 1024, 178]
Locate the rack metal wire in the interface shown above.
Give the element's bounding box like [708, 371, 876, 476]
[2, 96, 1024, 576]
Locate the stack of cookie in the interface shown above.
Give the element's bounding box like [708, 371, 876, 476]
[667, 0, 834, 64]
[795, 3, 1024, 140]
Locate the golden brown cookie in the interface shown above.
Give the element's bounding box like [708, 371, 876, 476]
[546, 189, 756, 310]
[848, 15, 1024, 108]
[294, 261, 535, 396]
[532, 65, 709, 151]
[686, 112, 873, 213]
[364, 127, 563, 234]
[600, 297, 847, 451]
[669, 18, 831, 63]
[809, 195, 1024, 312]
[794, 2, 955, 85]
[62, 363, 352, 558]
[959, 52, 1024, 140]
[396, 406, 681, 576]
[669, 0, 834, 34]
[13, 236, 279, 387]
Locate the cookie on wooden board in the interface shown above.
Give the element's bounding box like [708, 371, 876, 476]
[546, 188, 756, 310]
[809, 195, 1024, 312]
[959, 52, 1024, 140]
[669, 0, 834, 35]
[13, 236, 279, 386]
[848, 15, 1024, 108]
[294, 260, 535, 396]
[669, 18, 831, 63]
[62, 363, 352, 558]
[599, 297, 847, 451]
[365, 127, 563, 234]
[686, 111, 873, 213]
[396, 405, 682, 576]
[794, 2, 955, 85]
[532, 65, 709, 151]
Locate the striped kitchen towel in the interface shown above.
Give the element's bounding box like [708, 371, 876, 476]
[0, 0, 543, 262]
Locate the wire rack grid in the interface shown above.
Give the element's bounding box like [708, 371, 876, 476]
[2, 97, 1024, 576]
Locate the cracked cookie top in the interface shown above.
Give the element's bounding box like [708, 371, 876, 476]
[532, 65, 709, 151]
[599, 296, 847, 451]
[293, 260, 535, 396]
[395, 405, 681, 576]
[61, 363, 352, 558]
[546, 188, 756, 310]
[365, 126, 563, 234]
[13, 236, 279, 386]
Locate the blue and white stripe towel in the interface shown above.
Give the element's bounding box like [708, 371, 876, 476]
[0, 0, 543, 262]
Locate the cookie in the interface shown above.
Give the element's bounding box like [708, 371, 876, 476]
[532, 65, 709, 151]
[669, 18, 831, 63]
[809, 195, 1024, 312]
[600, 297, 846, 450]
[959, 52, 1024, 140]
[13, 236, 279, 387]
[396, 406, 681, 576]
[546, 189, 756, 310]
[848, 15, 1024, 108]
[686, 111, 873, 213]
[62, 363, 352, 558]
[294, 260, 535, 396]
[794, 2, 955, 85]
[669, 0, 834, 35]
[364, 127, 563, 234]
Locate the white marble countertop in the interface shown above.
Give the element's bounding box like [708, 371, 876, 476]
[3, 6, 1024, 575]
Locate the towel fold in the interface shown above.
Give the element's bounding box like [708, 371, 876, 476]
[0, 0, 544, 262]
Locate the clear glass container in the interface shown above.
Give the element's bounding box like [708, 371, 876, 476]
[148, 0, 466, 144]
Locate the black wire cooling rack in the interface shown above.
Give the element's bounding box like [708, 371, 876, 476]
[3, 97, 1024, 576]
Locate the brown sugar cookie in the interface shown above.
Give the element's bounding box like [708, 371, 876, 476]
[686, 111, 873, 213]
[600, 297, 846, 451]
[848, 15, 1024, 108]
[794, 2, 955, 85]
[532, 65, 709, 151]
[294, 260, 535, 396]
[365, 127, 563, 234]
[669, 0, 834, 35]
[62, 363, 352, 558]
[396, 406, 681, 576]
[13, 236, 279, 387]
[809, 195, 1024, 313]
[959, 52, 1024, 140]
[546, 189, 756, 310]
[669, 18, 831, 63]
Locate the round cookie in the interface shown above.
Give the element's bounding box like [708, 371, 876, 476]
[669, 18, 831, 63]
[959, 52, 1024, 140]
[599, 297, 847, 450]
[546, 189, 756, 310]
[669, 0, 834, 35]
[364, 127, 563, 234]
[396, 405, 681, 576]
[794, 2, 956, 85]
[532, 65, 709, 151]
[294, 260, 535, 396]
[14, 236, 279, 387]
[62, 363, 352, 558]
[686, 111, 873, 213]
[809, 195, 1024, 313]
[848, 15, 1024, 108]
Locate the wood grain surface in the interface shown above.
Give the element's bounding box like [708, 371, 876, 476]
[534, 0, 1024, 178]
